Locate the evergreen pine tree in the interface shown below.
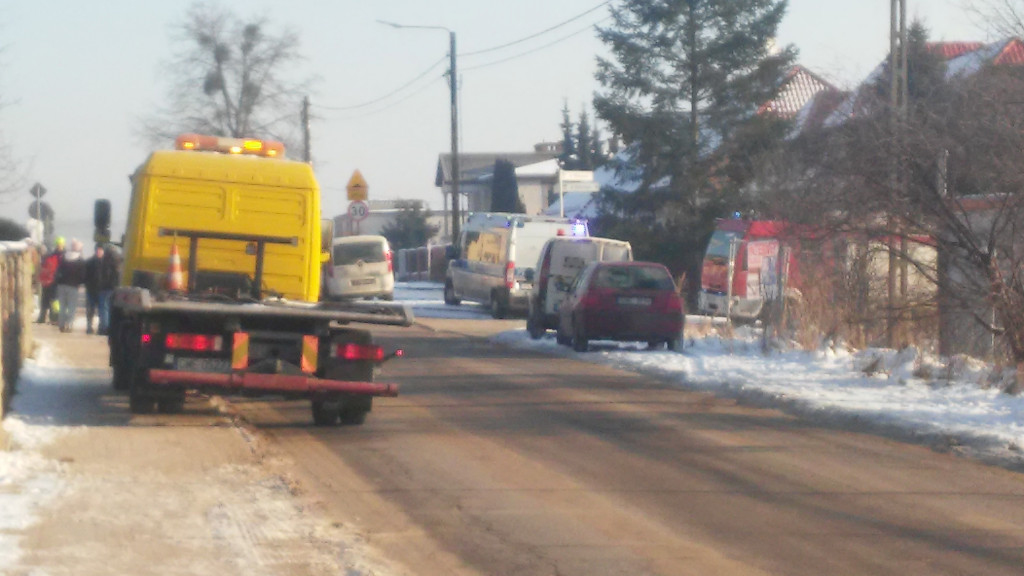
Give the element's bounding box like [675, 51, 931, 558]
[558, 101, 578, 169]
[491, 159, 525, 213]
[576, 109, 593, 170]
[593, 0, 796, 288]
[379, 201, 439, 251]
[591, 124, 606, 166]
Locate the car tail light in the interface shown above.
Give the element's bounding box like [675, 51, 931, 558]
[165, 333, 224, 352]
[332, 343, 385, 362]
[580, 292, 601, 308]
[665, 295, 683, 312]
[386, 249, 393, 273]
[504, 261, 515, 289]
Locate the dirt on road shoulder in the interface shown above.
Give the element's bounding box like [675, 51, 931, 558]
[1, 322, 401, 576]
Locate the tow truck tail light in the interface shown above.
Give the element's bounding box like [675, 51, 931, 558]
[165, 333, 224, 352]
[332, 343, 384, 362]
[505, 261, 515, 289]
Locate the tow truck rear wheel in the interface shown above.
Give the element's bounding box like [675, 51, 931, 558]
[157, 393, 186, 414]
[129, 390, 156, 414]
[339, 396, 372, 426]
[311, 401, 340, 426]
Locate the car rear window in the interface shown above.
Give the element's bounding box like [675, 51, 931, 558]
[333, 242, 385, 265]
[593, 266, 674, 291]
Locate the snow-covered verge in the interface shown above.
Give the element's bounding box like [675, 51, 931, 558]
[398, 281, 1024, 469]
[0, 344, 76, 569]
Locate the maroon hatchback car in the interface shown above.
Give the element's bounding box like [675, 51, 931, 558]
[556, 261, 685, 352]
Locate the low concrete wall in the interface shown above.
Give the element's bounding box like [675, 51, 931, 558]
[0, 242, 35, 417]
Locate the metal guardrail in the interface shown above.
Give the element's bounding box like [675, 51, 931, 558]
[0, 242, 35, 417]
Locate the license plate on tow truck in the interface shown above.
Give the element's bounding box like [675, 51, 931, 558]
[174, 357, 232, 373]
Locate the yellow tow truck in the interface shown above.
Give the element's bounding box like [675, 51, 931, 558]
[104, 134, 411, 425]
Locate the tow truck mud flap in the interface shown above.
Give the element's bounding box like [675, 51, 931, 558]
[147, 369, 399, 396]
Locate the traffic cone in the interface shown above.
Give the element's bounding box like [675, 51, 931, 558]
[167, 243, 184, 291]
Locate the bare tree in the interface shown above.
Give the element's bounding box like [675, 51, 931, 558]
[964, 0, 1024, 38]
[143, 2, 312, 151]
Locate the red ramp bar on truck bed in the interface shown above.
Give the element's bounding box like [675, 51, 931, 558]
[148, 369, 399, 396]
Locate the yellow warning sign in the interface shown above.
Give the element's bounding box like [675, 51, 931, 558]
[346, 170, 369, 202]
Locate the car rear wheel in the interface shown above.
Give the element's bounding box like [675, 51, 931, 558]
[572, 318, 589, 352]
[667, 337, 682, 351]
[555, 325, 571, 346]
[647, 340, 665, 350]
[443, 281, 461, 305]
[490, 291, 508, 319]
[527, 311, 545, 340]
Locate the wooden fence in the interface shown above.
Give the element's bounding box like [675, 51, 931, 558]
[0, 243, 35, 417]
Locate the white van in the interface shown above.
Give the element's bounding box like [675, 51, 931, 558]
[526, 236, 632, 338]
[325, 235, 395, 301]
[444, 212, 589, 318]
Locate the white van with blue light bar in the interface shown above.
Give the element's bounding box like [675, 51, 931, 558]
[444, 212, 589, 318]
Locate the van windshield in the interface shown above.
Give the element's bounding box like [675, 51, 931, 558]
[333, 242, 385, 265]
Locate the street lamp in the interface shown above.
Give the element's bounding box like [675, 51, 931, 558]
[378, 20, 461, 241]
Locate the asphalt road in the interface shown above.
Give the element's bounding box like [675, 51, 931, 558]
[228, 317, 1024, 576]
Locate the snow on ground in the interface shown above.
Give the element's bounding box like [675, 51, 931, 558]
[404, 281, 1024, 468]
[0, 343, 77, 568]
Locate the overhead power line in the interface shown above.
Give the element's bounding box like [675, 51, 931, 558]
[459, 1, 611, 57]
[462, 17, 610, 73]
[319, 77, 446, 120]
[317, 55, 448, 111]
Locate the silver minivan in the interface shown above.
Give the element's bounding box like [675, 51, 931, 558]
[325, 235, 395, 301]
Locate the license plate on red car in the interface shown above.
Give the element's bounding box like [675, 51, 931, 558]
[616, 296, 652, 306]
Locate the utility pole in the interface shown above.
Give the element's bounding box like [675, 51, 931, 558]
[887, 0, 908, 348]
[377, 21, 460, 241]
[301, 96, 311, 163]
[448, 31, 461, 241]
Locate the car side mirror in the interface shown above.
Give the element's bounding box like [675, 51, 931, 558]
[445, 244, 459, 260]
[524, 269, 534, 282]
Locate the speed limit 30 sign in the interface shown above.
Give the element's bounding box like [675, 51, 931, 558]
[348, 200, 370, 222]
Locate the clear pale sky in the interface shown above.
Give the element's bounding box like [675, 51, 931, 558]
[0, 1, 989, 237]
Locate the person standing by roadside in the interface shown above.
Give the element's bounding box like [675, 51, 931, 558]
[35, 236, 65, 324]
[55, 238, 86, 333]
[96, 244, 121, 335]
[84, 244, 105, 334]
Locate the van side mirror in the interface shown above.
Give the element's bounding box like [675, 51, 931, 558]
[524, 269, 534, 282]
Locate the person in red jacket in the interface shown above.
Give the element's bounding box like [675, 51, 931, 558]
[35, 236, 64, 324]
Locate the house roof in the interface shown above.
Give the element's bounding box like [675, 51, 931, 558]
[826, 37, 1024, 128]
[435, 152, 558, 187]
[759, 65, 839, 119]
